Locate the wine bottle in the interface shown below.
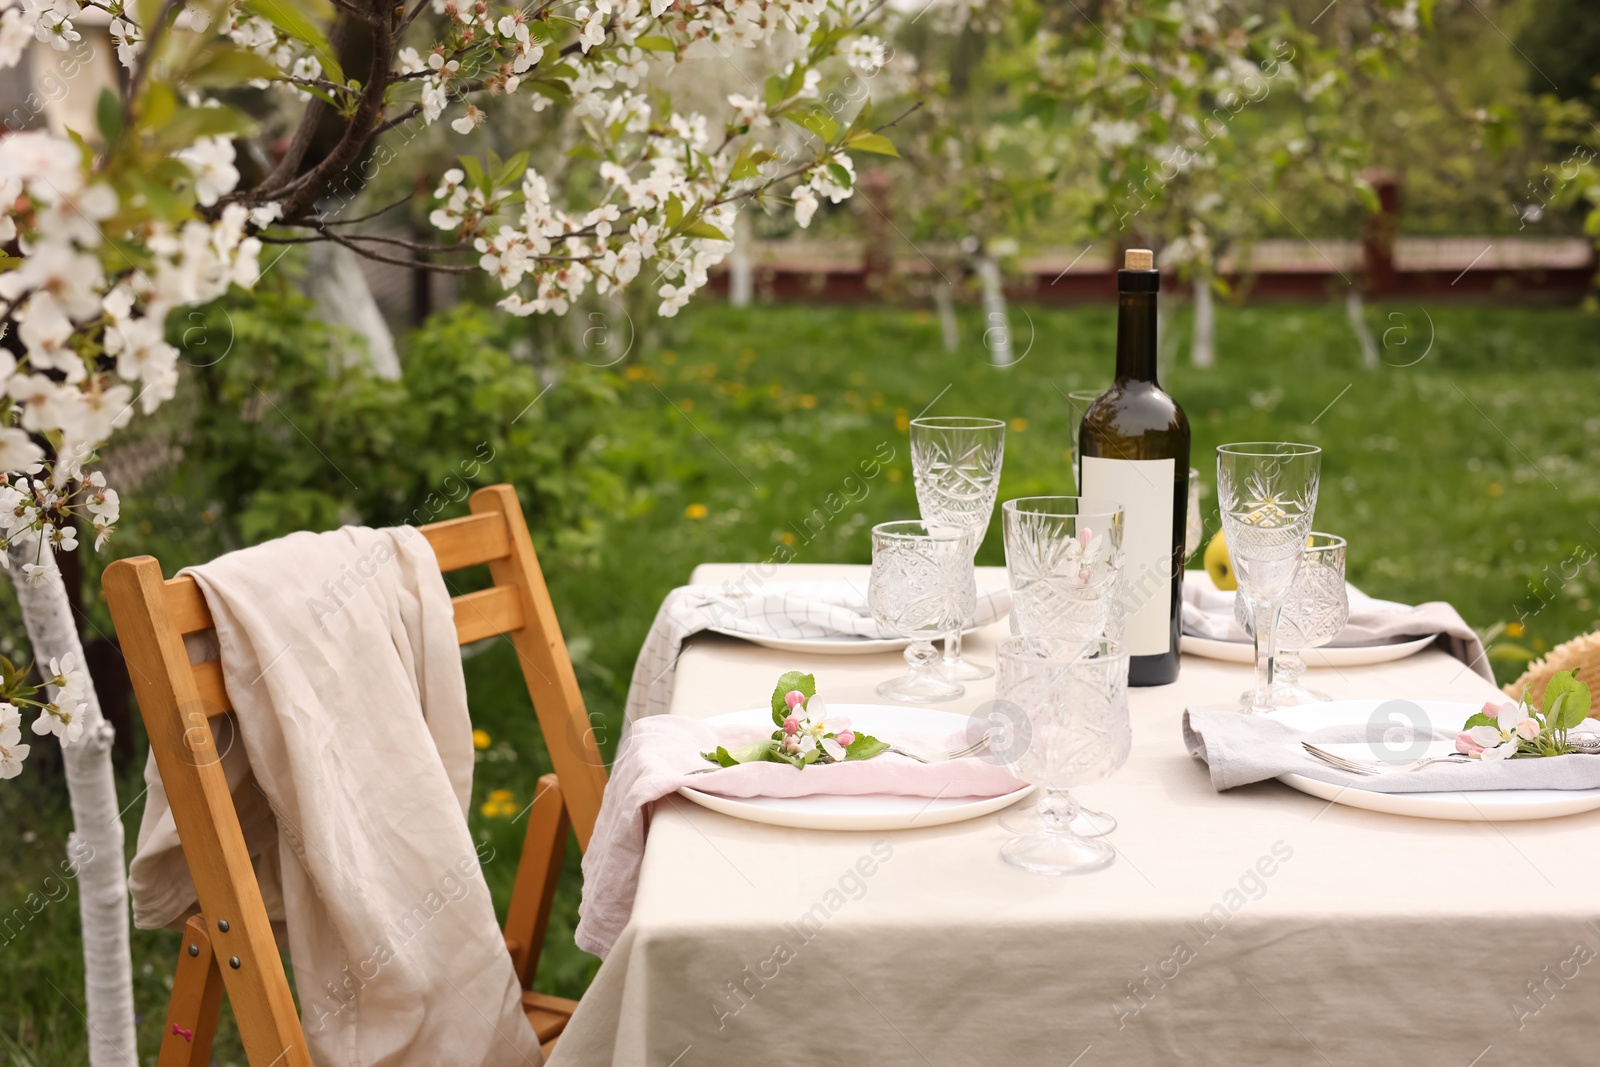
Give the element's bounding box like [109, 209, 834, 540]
[1077, 249, 1191, 687]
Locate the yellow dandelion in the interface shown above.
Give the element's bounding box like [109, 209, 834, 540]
[799, 394, 818, 409]
[624, 365, 648, 381]
[780, 531, 797, 546]
[678, 398, 695, 413]
[1010, 417, 1029, 432]
[888, 468, 903, 483]
[685, 503, 709, 520]
[894, 411, 910, 432]
[472, 729, 491, 750]
[1507, 622, 1525, 638]
[1488, 483, 1504, 497]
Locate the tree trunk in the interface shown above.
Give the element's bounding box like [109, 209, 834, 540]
[309, 242, 401, 380]
[728, 212, 753, 308]
[1191, 277, 1215, 368]
[1346, 288, 1379, 369]
[933, 283, 959, 353]
[976, 256, 1012, 366]
[8, 540, 136, 1067]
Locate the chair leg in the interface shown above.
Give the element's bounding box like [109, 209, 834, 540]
[503, 774, 570, 987]
[160, 915, 226, 1067]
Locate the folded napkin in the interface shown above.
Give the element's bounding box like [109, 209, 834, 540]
[576, 715, 1023, 958]
[1184, 707, 1600, 793]
[1181, 571, 1492, 682]
[624, 579, 1012, 722]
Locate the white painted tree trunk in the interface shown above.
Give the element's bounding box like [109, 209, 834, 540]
[309, 242, 401, 380]
[1191, 277, 1215, 368]
[976, 257, 1012, 366]
[728, 212, 753, 308]
[1346, 289, 1379, 369]
[8, 540, 136, 1067]
[933, 283, 959, 353]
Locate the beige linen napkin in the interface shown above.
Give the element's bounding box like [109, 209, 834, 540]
[128, 526, 542, 1067]
[1181, 571, 1492, 681]
[1184, 707, 1600, 793]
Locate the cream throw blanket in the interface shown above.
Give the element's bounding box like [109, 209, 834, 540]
[128, 526, 543, 1066]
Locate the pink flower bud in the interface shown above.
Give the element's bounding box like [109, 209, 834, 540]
[782, 716, 800, 735]
[835, 730, 855, 747]
[784, 690, 807, 710]
[1516, 717, 1540, 741]
[1454, 731, 1484, 756]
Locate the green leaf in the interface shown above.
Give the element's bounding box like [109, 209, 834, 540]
[459, 155, 486, 192]
[729, 152, 761, 181]
[565, 143, 603, 161]
[843, 732, 889, 761]
[763, 73, 784, 110]
[681, 220, 728, 241]
[140, 83, 178, 132]
[770, 670, 816, 725]
[846, 132, 899, 157]
[528, 79, 572, 105]
[242, 0, 342, 83]
[1543, 669, 1591, 729]
[96, 88, 123, 144]
[664, 192, 684, 228]
[634, 35, 676, 52]
[789, 111, 837, 142]
[1461, 712, 1497, 731]
[185, 45, 286, 88]
[495, 150, 530, 188]
[826, 162, 852, 189]
[703, 739, 777, 767]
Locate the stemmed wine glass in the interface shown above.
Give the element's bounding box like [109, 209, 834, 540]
[999, 496, 1126, 837]
[1234, 533, 1349, 705]
[1066, 389, 1101, 493]
[994, 635, 1131, 875]
[909, 416, 1006, 681]
[867, 521, 977, 703]
[1216, 443, 1322, 713]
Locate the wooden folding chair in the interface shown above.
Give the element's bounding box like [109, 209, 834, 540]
[102, 484, 608, 1065]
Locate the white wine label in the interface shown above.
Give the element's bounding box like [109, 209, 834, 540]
[1080, 456, 1175, 656]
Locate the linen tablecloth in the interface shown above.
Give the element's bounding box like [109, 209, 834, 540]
[553, 564, 1598, 1067]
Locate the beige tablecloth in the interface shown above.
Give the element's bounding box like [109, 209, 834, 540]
[553, 565, 1600, 1067]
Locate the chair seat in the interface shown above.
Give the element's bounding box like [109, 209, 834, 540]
[523, 990, 579, 1046]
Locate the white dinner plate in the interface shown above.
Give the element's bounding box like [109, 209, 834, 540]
[676, 704, 1035, 830]
[1269, 699, 1600, 821]
[1181, 632, 1438, 668]
[706, 624, 980, 657]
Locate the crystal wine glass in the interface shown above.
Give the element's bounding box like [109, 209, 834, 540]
[868, 520, 977, 703]
[1216, 443, 1322, 713]
[1000, 496, 1125, 837]
[1066, 389, 1102, 493]
[994, 635, 1131, 875]
[909, 416, 1006, 682]
[1234, 533, 1349, 705]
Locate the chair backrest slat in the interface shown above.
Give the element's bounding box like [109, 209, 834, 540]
[103, 485, 606, 1067]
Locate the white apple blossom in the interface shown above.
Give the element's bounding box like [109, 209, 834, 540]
[177, 137, 242, 208]
[0, 703, 28, 779]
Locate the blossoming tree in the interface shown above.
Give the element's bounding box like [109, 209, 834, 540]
[0, 0, 899, 1059]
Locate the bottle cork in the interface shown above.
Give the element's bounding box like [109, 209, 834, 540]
[1124, 248, 1154, 270]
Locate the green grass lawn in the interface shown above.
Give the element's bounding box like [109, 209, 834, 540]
[3, 299, 1598, 1063]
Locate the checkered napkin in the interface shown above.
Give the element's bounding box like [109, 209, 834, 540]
[624, 579, 1011, 722]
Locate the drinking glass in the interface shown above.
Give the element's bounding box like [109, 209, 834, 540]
[868, 520, 977, 703]
[909, 416, 1006, 682]
[1234, 533, 1349, 705]
[994, 635, 1131, 875]
[1003, 497, 1125, 640]
[1066, 389, 1101, 493]
[1185, 467, 1203, 560]
[1216, 443, 1322, 713]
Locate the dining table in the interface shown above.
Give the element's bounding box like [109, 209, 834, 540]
[550, 563, 1600, 1066]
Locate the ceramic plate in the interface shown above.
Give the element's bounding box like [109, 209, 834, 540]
[1181, 632, 1437, 668]
[706, 624, 980, 657]
[1269, 699, 1600, 822]
[676, 704, 1034, 830]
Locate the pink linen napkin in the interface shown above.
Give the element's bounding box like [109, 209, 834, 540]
[575, 715, 1024, 957]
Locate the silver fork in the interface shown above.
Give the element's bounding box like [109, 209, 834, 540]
[1301, 742, 1472, 776]
[685, 732, 992, 774]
